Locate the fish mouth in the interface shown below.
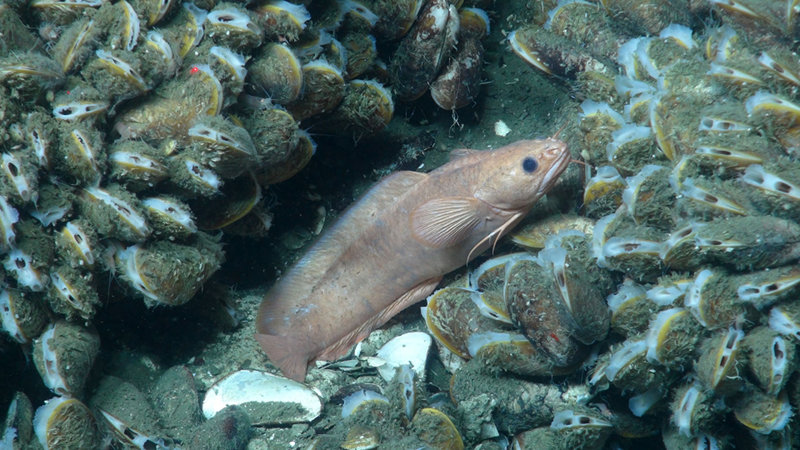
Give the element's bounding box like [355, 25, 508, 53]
[538, 143, 571, 194]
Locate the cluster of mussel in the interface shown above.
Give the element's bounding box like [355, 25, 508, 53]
[416, 0, 800, 448]
[307, 332, 468, 449]
[3, 364, 256, 449]
[0, 0, 493, 447]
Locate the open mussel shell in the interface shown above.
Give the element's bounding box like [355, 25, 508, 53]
[115, 234, 223, 306]
[203, 369, 322, 425]
[540, 409, 613, 449]
[0, 151, 40, 207]
[733, 389, 792, 436]
[622, 164, 674, 229]
[511, 214, 595, 250]
[684, 268, 758, 329]
[644, 307, 704, 368]
[0, 289, 47, 344]
[207, 45, 248, 100]
[5, 220, 55, 291]
[2, 392, 36, 448]
[607, 279, 672, 338]
[205, 4, 262, 49]
[80, 185, 151, 243]
[504, 257, 579, 366]
[46, 264, 100, 322]
[694, 216, 800, 272]
[410, 407, 464, 450]
[603, 339, 676, 394]
[341, 388, 390, 418]
[734, 265, 800, 310]
[194, 171, 261, 230]
[141, 196, 198, 240]
[469, 253, 531, 323]
[423, 283, 491, 360]
[467, 331, 577, 377]
[543, 231, 615, 344]
[314, 79, 394, 138]
[33, 321, 100, 397]
[33, 397, 99, 449]
[286, 60, 345, 120]
[114, 63, 224, 142]
[165, 155, 223, 199]
[0, 196, 19, 251]
[340, 424, 381, 450]
[430, 38, 484, 111]
[185, 115, 257, 179]
[108, 141, 169, 192]
[81, 49, 149, 102]
[741, 160, 800, 223]
[593, 212, 666, 282]
[90, 375, 172, 448]
[55, 219, 99, 269]
[513, 22, 617, 81]
[670, 381, 723, 437]
[29, 181, 72, 229]
[51, 17, 102, 73]
[695, 328, 746, 395]
[248, 42, 303, 104]
[389, 0, 458, 101]
[742, 326, 797, 395]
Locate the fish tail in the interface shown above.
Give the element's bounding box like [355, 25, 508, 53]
[255, 333, 310, 382]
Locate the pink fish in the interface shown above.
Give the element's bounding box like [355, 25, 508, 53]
[256, 138, 571, 381]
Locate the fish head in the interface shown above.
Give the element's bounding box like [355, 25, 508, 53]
[474, 138, 570, 211]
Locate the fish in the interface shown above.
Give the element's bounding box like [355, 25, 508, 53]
[255, 137, 572, 381]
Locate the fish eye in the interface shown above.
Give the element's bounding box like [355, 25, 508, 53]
[522, 156, 538, 173]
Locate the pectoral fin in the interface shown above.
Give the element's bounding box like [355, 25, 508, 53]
[410, 197, 484, 248]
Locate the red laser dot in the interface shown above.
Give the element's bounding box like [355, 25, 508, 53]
[550, 332, 560, 343]
[190, 66, 200, 74]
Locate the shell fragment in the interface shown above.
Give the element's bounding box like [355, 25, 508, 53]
[375, 331, 432, 382]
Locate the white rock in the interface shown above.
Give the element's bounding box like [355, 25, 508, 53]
[494, 120, 511, 137]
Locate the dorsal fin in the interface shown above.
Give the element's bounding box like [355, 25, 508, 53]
[449, 147, 480, 161]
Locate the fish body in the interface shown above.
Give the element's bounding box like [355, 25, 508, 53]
[256, 138, 571, 381]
